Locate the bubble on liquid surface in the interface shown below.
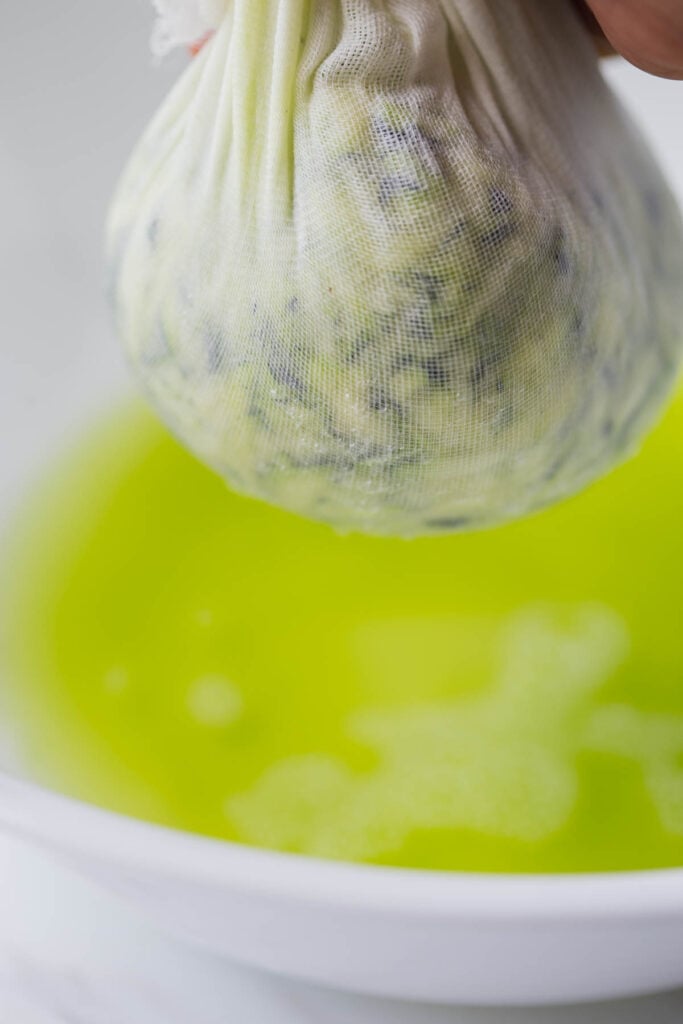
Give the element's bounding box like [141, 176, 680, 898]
[102, 667, 129, 695]
[194, 608, 214, 628]
[186, 674, 243, 728]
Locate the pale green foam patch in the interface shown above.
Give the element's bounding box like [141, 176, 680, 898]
[227, 604, 631, 859]
[585, 707, 683, 836]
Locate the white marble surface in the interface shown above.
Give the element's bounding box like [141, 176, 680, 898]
[2, 1, 683, 1020]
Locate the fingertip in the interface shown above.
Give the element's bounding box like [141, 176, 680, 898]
[586, 0, 683, 79]
[189, 32, 213, 58]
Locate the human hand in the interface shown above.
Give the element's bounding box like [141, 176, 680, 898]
[188, 1, 683, 80]
[577, 0, 683, 78]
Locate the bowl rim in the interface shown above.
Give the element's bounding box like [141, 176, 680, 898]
[2, 772, 683, 921]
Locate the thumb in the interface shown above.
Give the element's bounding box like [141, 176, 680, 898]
[580, 0, 683, 79]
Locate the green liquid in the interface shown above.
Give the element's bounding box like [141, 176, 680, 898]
[2, 396, 683, 873]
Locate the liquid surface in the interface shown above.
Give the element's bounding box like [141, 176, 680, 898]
[2, 397, 683, 873]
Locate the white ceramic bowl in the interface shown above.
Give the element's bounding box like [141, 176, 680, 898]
[2, 0, 683, 1009]
[1, 774, 683, 1006]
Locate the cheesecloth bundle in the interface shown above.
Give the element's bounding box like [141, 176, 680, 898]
[108, 0, 683, 536]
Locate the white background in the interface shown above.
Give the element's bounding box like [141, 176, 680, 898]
[1, 2, 683, 1020]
